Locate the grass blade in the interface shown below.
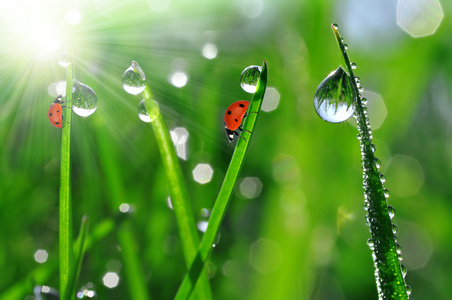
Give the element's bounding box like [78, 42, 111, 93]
[174, 60, 268, 300]
[59, 49, 74, 300]
[331, 24, 409, 299]
[64, 215, 89, 300]
[141, 84, 212, 300]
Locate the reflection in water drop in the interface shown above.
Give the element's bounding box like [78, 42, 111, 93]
[137, 99, 160, 123]
[58, 52, 71, 67]
[240, 65, 262, 93]
[314, 66, 356, 123]
[261, 87, 280, 112]
[72, 80, 97, 117]
[122, 61, 146, 95]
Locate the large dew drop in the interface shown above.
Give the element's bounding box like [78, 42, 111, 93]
[314, 66, 356, 123]
[138, 99, 160, 123]
[72, 80, 97, 117]
[240, 65, 262, 93]
[122, 61, 146, 95]
[58, 52, 71, 68]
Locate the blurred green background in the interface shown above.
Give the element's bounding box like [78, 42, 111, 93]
[1, 0, 451, 299]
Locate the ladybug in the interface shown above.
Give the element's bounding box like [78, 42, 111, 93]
[48, 95, 63, 128]
[224, 100, 254, 143]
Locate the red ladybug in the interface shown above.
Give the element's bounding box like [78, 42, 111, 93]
[48, 95, 63, 128]
[224, 100, 252, 143]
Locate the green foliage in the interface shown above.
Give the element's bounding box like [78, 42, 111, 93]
[0, 1, 451, 300]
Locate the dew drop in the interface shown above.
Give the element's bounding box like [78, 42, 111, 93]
[122, 61, 146, 95]
[370, 144, 377, 153]
[361, 97, 368, 105]
[392, 224, 398, 235]
[351, 62, 357, 69]
[343, 44, 348, 50]
[314, 66, 356, 123]
[332, 23, 339, 30]
[395, 243, 402, 255]
[138, 99, 160, 123]
[406, 285, 412, 296]
[374, 157, 381, 169]
[240, 65, 262, 93]
[72, 80, 97, 117]
[387, 205, 395, 219]
[58, 52, 71, 68]
[367, 238, 375, 250]
[400, 264, 407, 278]
[383, 189, 390, 198]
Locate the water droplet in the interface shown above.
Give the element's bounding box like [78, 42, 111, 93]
[58, 52, 71, 67]
[375, 157, 381, 169]
[392, 224, 398, 235]
[361, 97, 368, 105]
[72, 80, 97, 117]
[359, 86, 364, 93]
[406, 285, 412, 296]
[367, 238, 375, 250]
[387, 205, 395, 219]
[395, 243, 402, 255]
[314, 66, 357, 123]
[138, 99, 160, 123]
[370, 144, 377, 153]
[343, 44, 348, 50]
[351, 62, 357, 69]
[400, 264, 407, 278]
[122, 61, 146, 95]
[240, 65, 262, 93]
[383, 189, 390, 198]
[332, 23, 339, 30]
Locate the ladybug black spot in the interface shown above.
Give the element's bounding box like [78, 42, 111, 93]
[227, 110, 232, 115]
[239, 104, 245, 107]
[55, 122, 60, 125]
[234, 119, 238, 122]
[49, 113, 53, 116]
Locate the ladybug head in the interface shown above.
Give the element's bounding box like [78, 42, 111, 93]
[225, 127, 235, 143]
[53, 95, 63, 104]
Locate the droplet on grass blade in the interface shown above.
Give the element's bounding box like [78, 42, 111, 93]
[314, 66, 356, 123]
[58, 52, 71, 67]
[122, 61, 146, 95]
[138, 99, 160, 123]
[72, 80, 97, 117]
[240, 65, 262, 93]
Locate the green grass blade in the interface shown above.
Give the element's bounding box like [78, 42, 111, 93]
[141, 85, 212, 300]
[331, 24, 409, 299]
[174, 60, 268, 300]
[59, 49, 74, 300]
[64, 215, 89, 300]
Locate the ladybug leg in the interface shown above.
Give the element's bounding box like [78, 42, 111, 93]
[243, 112, 258, 118]
[238, 125, 251, 134]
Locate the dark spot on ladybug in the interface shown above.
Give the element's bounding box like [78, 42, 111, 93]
[239, 104, 245, 107]
[57, 110, 60, 113]
[49, 113, 53, 116]
[234, 119, 238, 122]
[55, 122, 60, 125]
[227, 110, 232, 115]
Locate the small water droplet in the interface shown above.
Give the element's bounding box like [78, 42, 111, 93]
[343, 44, 348, 50]
[332, 23, 339, 30]
[314, 66, 356, 123]
[240, 65, 262, 93]
[72, 80, 97, 117]
[406, 285, 412, 296]
[361, 97, 368, 105]
[401, 264, 407, 278]
[58, 52, 71, 67]
[374, 157, 381, 169]
[351, 62, 357, 69]
[370, 144, 377, 153]
[387, 205, 395, 219]
[392, 224, 398, 235]
[367, 238, 374, 250]
[122, 61, 146, 95]
[358, 86, 364, 93]
[138, 99, 160, 123]
[383, 189, 390, 198]
[395, 243, 402, 255]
